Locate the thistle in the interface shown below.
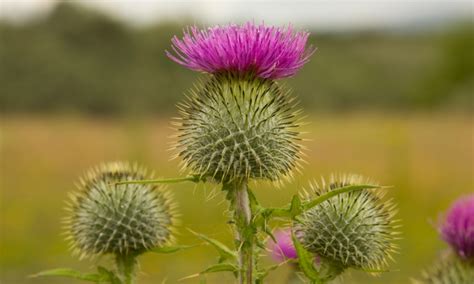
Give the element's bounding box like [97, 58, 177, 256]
[65, 162, 177, 283]
[174, 72, 302, 183]
[440, 194, 474, 260]
[416, 253, 474, 284]
[167, 22, 315, 79]
[295, 174, 399, 278]
[167, 22, 314, 284]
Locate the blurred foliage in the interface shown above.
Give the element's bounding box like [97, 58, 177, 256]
[0, 2, 473, 115]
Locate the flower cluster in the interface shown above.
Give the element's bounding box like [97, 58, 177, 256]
[167, 22, 314, 79]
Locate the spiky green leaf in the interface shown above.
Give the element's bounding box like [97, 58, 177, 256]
[188, 229, 237, 261]
[97, 267, 121, 284]
[150, 244, 197, 254]
[30, 268, 108, 283]
[256, 260, 290, 283]
[292, 234, 321, 283]
[289, 195, 303, 217]
[303, 184, 379, 211]
[200, 263, 239, 274]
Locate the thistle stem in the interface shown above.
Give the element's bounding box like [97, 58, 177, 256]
[115, 254, 138, 284]
[227, 180, 255, 284]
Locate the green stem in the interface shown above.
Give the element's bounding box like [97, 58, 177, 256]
[114, 175, 201, 187]
[115, 254, 138, 284]
[226, 180, 255, 284]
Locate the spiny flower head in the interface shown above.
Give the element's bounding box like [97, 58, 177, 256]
[416, 252, 474, 284]
[440, 194, 474, 259]
[172, 72, 302, 183]
[65, 162, 177, 259]
[295, 174, 399, 273]
[267, 229, 297, 262]
[166, 22, 315, 79]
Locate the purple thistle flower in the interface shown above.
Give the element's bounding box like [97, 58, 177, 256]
[166, 22, 315, 79]
[268, 229, 297, 262]
[440, 194, 474, 259]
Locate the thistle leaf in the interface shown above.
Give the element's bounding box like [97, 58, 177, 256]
[97, 267, 121, 284]
[150, 244, 197, 254]
[292, 234, 321, 283]
[289, 195, 303, 217]
[247, 187, 262, 211]
[179, 264, 239, 281]
[259, 195, 303, 220]
[188, 229, 237, 261]
[200, 263, 239, 274]
[256, 260, 290, 283]
[30, 268, 108, 283]
[302, 184, 379, 212]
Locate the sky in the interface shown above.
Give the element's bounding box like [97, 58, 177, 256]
[0, 0, 472, 30]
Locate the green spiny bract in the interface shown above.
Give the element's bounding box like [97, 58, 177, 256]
[416, 253, 474, 284]
[173, 72, 302, 183]
[295, 174, 399, 274]
[65, 162, 177, 259]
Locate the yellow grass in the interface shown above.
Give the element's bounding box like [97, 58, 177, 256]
[1, 113, 472, 283]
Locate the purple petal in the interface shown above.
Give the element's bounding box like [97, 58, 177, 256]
[440, 194, 474, 259]
[166, 22, 315, 79]
[268, 229, 298, 262]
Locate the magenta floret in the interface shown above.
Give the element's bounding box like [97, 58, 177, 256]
[268, 229, 297, 262]
[166, 22, 315, 79]
[440, 194, 474, 259]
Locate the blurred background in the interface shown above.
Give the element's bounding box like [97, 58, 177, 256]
[0, 0, 472, 283]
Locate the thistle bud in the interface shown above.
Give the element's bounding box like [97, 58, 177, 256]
[174, 72, 302, 183]
[417, 253, 474, 284]
[295, 174, 398, 273]
[65, 162, 177, 259]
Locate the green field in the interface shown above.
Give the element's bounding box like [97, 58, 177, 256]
[1, 113, 473, 283]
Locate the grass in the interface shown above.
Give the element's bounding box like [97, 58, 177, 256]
[0, 112, 472, 283]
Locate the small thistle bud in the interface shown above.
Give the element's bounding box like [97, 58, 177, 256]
[174, 72, 302, 183]
[267, 229, 298, 262]
[440, 194, 474, 260]
[65, 162, 177, 258]
[417, 253, 474, 284]
[295, 174, 398, 273]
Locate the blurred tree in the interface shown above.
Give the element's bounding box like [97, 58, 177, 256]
[414, 22, 473, 109]
[0, 2, 472, 115]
